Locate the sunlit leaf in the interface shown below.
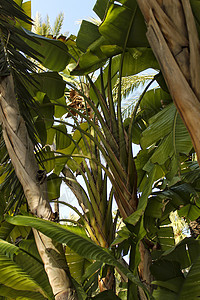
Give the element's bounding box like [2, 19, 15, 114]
[23, 28, 71, 71]
[99, 1, 148, 47]
[6, 215, 152, 298]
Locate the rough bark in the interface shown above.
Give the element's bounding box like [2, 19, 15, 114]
[138, 242, 153, 297]
[0, 75, 77, 300]
[136, 0, 200, 165]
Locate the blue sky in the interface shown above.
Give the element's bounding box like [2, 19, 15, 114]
[31, 0, 97, 36]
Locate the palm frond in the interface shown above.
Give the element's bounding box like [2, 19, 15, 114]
[121, 95, 139, 119]
[113, 74, 154, 102]
[33, 13, 51, 36]
[52, 12, 64, 38]
[33, 12, 42, 34]
[0, 1, 44, 213]
[42, 15, 51, 36]
[0, 0, 32, 26]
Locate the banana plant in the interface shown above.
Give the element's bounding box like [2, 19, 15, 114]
[5, 214, 153, 300]
[0, 237, 54, 299]
[34, 1, 197, 298]
[54, 1, 200, 298]
[1, 0, 200, 299]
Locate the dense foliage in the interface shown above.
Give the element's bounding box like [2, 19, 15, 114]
[1, 0, 200, 299]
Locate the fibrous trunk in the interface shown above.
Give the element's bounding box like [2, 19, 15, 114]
[0, 75, 77, 300]
[136, 0, 200, 165]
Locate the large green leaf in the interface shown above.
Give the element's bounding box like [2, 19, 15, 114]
[0, 253, 43, 293]
[19, 239, 42, 262]
[72, 16, 158, 76]
[122, 48, 159, 76]
[152, 226, 175, 251]
[74, 17, 123, 75]
[54, 124, 71, 150]
[153, 287, 177, 300]
[5, 215, 152, 299]
[47, 173, 62, 201]
[132, 88, 171, 146]
[33, 93, 54, 130]
[22, 29, 70, 71]
[51, 96, 67, 118]
[31, 72, 66, 100]
[0, 220, 30, 244]
[136, 164, 158, 211]
[0, 284, 46, 300]
[65, 245, 91, 283]
[140, 103, 193, 178]
[0, 239, 53, 298]
[151, 238, 200, 299]
[134, 149, 153, 186]
[76, 21, 101, 52]
[73, 8, 158, 76]
[35, 116, 47, 146]
[71, 48, 107, 75]
[144, 198, 176, 251]
[141, 104, 192, 158]
[152, 182, 200, 226]
[140, 88, 171, 121]
[111, 226, 132, 246]
[93, 0, 109, 20]
[178, 203, 200, 221]
[99, 1, 148, 47]
[81, 261, 101, 295]
[160, 238, 200, 269]
[45, 125, 71, 152]
[72, 45, 158, 77]
[5, 0, 32, 28]
[14, 249, 53, 298]
[9, 225, 30, 244]
[0, 222, 15, 240]
[145, 196, 163, 219]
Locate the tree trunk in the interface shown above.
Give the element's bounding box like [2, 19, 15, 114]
[138, 242, 154, 298]
[0, 75, 77, 300]
[136, 0, 200, 165]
